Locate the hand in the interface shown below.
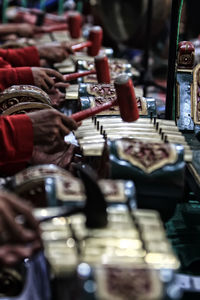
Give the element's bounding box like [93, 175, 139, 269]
[0, 191, 42, 266]
[0, 191, 40, 243]
[0, 241, 41, 266]
[16, 24, 35, 37]
[48, 87, 68, 106]
[28, 109, 78, 153]
[61, 41, 74, 55]
[31, 143, 77, 169]
[31, 67, 64, 91]
[37, 42, 73, 63]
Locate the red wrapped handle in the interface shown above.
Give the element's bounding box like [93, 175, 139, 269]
[35, 23, 68, 34]
[71, 99, 117, 122]
[63, 70, 96, 81]
[71, 41, 92, 52]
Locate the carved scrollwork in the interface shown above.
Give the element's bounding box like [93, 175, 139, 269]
[86, 84, 148, 115]
[177, 41, 195, 69]
[2, 102, 53, 116]
[0, 98, 20, 112]
[0, 85, 51, 114]
[116, 139, 178, 173]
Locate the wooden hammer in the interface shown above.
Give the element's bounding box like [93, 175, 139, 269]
[67, 11, 82, 39]
[62, 54, 110, 82]
[71, 74, 139, 122]
[71, 26, 103, 57]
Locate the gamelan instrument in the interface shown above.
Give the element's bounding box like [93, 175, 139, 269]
[71, 74, 139, 122]
[61, 54, 110, 82]
[35, 11, 82, 38]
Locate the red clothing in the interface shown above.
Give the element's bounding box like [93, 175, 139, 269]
[0, 46, 40, 68]
[0, 114, 33, 175]
[0, 67, 35, 91]
[0, 47, 39, 174]
[0, 46, 40, 91]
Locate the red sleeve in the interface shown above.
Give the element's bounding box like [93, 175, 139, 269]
[0, 57, 12, 69]
[0, 115, 33, 175]
[0, 67, 34, 91]
[0, 46, 40, 67]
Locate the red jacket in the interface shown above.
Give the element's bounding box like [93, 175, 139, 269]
[0, 114, 33, 175]
[0, 47, 41, 175]
[0, 46, 40, 91]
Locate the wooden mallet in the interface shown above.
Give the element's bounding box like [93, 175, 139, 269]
[71, 26, 103, 57]
[67, 11, 82, 39]
[71, 74, 139, 122]
[94, 54, 110, 84]
[61, 54, 110, 82]
[35, 23, 68, 34]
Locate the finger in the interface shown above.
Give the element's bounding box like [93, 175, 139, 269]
[62, 49, 71, 58]
[0, 203, 36, 242]
[66, 47, 74, 55]
[35, 140, 66, 154]
[59, 121, 71, 136]
[61, 115, 78, 131]
[6, 194, 40, 234]
[10, 245, 33, 258]
[0, 246, 18, 266]
[0, 245, 32, 266]
[11, 240, 43, 258]
[54, 82, 70, 89]
[30, 239, 43, 253]
[57, 50, 66, 61]
[43, 74, 55, 89]
[61, 42, 74, 54]
[41, 79, 51, 91]
[45, 68, 64, 82]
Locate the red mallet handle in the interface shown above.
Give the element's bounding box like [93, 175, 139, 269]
[71, 99, 117, 122]
[114, 74, 139, 122]
[63, 69, 96, 81]
[71, 41, 92, 52]
[35, 24, 68, 34]
[68, 11, 82, 39]
[95, 54, 110, 84]
[71, 74, 139, 122]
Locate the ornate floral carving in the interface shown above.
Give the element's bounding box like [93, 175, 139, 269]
[0, 85, 51, 114]
[86, 84, 147, 115]
[177, 41, 194, 69]
[2, 102, 52, 116]
[116, 139, 178, 173]
[96, 267, 161, 300]
[1, 85, 51, 104]
[56, 177, 85, 201]
[15, 164, 72, 186]
[82, 60, 129, 83]
[0, 97, 41, 112]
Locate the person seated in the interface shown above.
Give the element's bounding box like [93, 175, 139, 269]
[0, 190, 41, 266]
[0, 42, 73, 91]
[0, 109, 78, 175]
[0, 23, 36, 40]
[0, 41, 73, 65]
